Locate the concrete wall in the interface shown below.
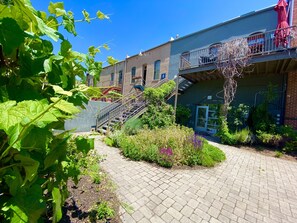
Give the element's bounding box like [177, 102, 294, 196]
[177, 73, 285, 128]
[122, 43, 171, 95]
[65, 101, 111, 132]
[169, 6, 277, 79]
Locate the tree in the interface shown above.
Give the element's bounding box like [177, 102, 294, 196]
[216, 38, 251, 116]
[0, 0, 111, 222]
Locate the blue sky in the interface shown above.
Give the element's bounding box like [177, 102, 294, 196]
[31, 0, 278, 65]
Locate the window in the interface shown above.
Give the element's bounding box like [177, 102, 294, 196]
[247, 32, 264, 54]
[153, 60, 161, 80]
[131, 67, 136, 83]
[110, 73, 114, 85]
[118, 70, 123, 84]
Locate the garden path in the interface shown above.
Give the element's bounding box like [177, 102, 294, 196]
[95, 137, 297, 223]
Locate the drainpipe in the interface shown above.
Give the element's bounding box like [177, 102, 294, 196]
[281, 73, 288, 125]
[174, 74, 180, 120]
[290, 0, 295, 26]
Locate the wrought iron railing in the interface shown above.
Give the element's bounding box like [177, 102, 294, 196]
[180, 26, 297, 70]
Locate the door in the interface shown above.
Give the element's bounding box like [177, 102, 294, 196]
[142, 65, 147, 86]
[195, 106, 209, 132]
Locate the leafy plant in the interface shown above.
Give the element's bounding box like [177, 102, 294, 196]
[228, 104, 250, 132]
[233, 128, 253, 145]
[248, 84, 278, 133]
[0, 1, 111, 222]
[274, 151, 283, 158]
[176, 105, 191, 126]
[89, 202, 115, 222]
[216, 116, 236, 145]
[110, 125, 226, 168]
[141, 81, 176, 129]
[123, 118, 143, 135]
[256, 130, 283, 147]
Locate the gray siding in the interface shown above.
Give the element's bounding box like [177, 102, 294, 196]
[177, 73, 285, 128]
[169, 7, 277, 79]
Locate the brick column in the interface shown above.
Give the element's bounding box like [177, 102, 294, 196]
[291, 0, 297, 47]
[285, 72, 297, 128]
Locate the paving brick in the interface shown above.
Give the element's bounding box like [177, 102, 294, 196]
[162, 197, 175, 208]
[167, 207, 183, 220]
[181, 205, 194, 217]
[95, 136, 297, 223]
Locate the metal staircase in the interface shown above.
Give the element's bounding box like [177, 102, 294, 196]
[96, 79, 168, 134]
[96, 76, 194, 134]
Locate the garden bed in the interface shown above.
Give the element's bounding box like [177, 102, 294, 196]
[105, 126, 226, 168]
[60, 172, 122, 223]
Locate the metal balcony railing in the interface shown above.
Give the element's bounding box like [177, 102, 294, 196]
[179, 26, 297, 70]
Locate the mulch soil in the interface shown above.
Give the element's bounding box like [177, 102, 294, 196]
[60, 173, 122, 223]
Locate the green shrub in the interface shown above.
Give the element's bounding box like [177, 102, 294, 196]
[203, 142, 226, 162]
[233, 128, 253, 145]
[119, 136, 142, 161]
[114, 126, 225, 168]
[228, 104, 250, 132]
[141, 81, 176, 129]
[104, 137, 114, 147]
[274, 151, 283, 158]
[108, 130, 125, 148]
[143, 145, 158, 163]
[176, 105, 191, 126]
[123, 118, 143, 135]
[90, 202, 115, 221]
[216, 117, 236, 145]
[257, 130, 283, 147]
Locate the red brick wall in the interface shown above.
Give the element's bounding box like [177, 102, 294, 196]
[291, 0, 297, 47]
[285, 72, 297, 128]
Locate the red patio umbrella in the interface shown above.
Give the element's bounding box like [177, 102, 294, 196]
[274, 0, 290, 47]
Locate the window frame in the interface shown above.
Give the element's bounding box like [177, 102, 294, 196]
[131, 67, 136, 84]
[153, 60, 161, 80]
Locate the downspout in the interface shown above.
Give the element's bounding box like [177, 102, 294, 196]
[290, 0, 294, 26]
[281, 73, 288, 125]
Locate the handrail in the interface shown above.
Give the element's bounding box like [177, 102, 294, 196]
[180, 26, 297, 70]
[96, 78, 169, 129]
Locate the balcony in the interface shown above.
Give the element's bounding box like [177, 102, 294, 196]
[179, 26, 297, 71]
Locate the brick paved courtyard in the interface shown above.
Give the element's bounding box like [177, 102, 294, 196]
[95, 138, 297, 223]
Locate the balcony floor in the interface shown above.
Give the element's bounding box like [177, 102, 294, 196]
[180, 48, 297, 83]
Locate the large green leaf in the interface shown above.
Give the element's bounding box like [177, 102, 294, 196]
[0, 100, 59, 133]
[51, 97, 80, 114]
[62, 12, 76, 36]
[10, 184, 46, 222]
[0, 18, 25, 55]
[14, 154, 39, 183]
[75, 136, 94, 154]
[3, 168, 23, 196]
[51, 85, 72, 96]
[60, 39, 72, 56]
[52, 187, 62, 223]
[9, 204, 28, 223]
[48, 2, 66, 17]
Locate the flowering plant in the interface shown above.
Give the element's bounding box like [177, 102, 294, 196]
[158, 147, 174, 168]
[189, 134, 203, 150]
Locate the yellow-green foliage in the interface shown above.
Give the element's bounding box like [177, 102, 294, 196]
[114, 126, 226, 168]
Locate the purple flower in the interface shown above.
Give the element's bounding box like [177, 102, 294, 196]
[189, 134, 203, 150]
[159, 147, 173, 156]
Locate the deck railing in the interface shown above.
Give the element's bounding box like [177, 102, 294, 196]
[180, 26, 297, 70]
